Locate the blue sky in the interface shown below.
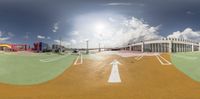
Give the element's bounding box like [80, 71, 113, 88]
[0, 0, 200, 48]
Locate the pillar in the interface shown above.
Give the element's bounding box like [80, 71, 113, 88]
[169, 41, 172, 53]
[192, 43, 194, 52]
[199, 43, 200, 51]
[129, 45, 131, 51]
[141, 42, 144, 52]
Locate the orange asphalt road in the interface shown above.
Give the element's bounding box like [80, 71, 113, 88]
[0, 53, 200, 99]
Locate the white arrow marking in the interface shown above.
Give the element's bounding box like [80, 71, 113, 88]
[108, 60, 121, 83]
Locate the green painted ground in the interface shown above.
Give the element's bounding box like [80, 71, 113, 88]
[0, 52, 76, 85]
[172, 52, 200, 82]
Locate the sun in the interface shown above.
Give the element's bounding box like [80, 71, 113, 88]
[94, 22, 106, 32]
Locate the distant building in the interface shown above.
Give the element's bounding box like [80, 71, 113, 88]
[33, 42, 50, 52]
[52, 44, 65, 52]
[0, 44, 29, 51]
[128, 38, 200, 53]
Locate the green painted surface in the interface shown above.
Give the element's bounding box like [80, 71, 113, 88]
[172, 52, 200, 82]
[0, 52, 76, 85]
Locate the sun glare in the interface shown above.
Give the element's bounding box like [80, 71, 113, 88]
[94, 22, 106, 32]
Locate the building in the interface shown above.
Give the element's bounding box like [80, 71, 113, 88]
[0, 44, 29, 51]
[33, 42, 50, 52]
[52, 44, 65, 52]
[128, 38, 200, 53]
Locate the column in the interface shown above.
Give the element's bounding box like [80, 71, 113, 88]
[169, 41, 172, 53]
[192, 43, 194, 52]
[184, 44, 186, 52]
[141, 43, 144, 52]
[176, 44, 178, 52]
[178, 44, 180, 52]
[155, 43, 158, 52]
[153, 44, 155, 52]
[199, 43, 200, 51]
[180, 44, 183, 52]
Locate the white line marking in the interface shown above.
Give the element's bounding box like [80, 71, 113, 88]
[134, 56, 140, 59]
[74, 55, 80, 65]
[134, 55, 143, 61]
[40, 54, 70, 62]
[80, 54, 83, 64]
[155, 55, 171, 65]
[108, 60, 121, 83]
[73, 54, 83, 65]
[158, 55, 171, 65]
[136, 55, 143, 60]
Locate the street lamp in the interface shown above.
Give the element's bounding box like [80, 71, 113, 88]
[99, 43, 101, 52]
[86, 39, 89, 54]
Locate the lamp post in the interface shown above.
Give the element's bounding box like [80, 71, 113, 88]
[99, 43, 101, 52]
[86, 40, 89, 54]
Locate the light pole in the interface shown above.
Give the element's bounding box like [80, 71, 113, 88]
[86, 40, 89, 54]
[99, 43, 101, 52]
[59, 37, 62, 53]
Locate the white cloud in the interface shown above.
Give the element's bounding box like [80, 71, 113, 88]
[7, 32, 14, 37]
[54, 39, 71, 47]
[47, 36, 51, 39]
[71, 31, 79, 35]
[104, 3, 132, 6]
[103, 2, 144, 6]
[167, 28, 200, 41]
[0, 31, 10, 41]
[186, 11, 194, 15]
[0, 37, 10, 41]
[70, 14, 161, 48]
[37, 35, 45, 39]
[70, 39, 77, 44]
[52, 22, 59, 33]
[54, 40, 60, 43]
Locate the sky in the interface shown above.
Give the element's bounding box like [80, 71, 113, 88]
[0, 0, 200, 48]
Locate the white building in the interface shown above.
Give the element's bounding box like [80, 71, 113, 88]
[128, 38, 200, 53]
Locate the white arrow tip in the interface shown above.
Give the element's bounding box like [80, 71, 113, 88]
[110, 59, 121, 65]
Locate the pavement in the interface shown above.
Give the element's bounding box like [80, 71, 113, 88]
[0, 52, 200, 99]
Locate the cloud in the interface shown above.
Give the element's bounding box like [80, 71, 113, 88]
[54, 40, 60, 43]
[71, 31, 79, 35]
[52, 22, 59, 33]
[54, 39, 71, 47]
[47, 36, 51, 39]
[7, 32, 14, 37]
[0, 37, 10, 41]
[167, 28, 200, 41]
[70, 39, 77, 44]
[186, 11, 194, 15]
[37, 35, 45, 39]
[70, 14, 161, 48]
[0, 31, 10, 41]
[104, 2, 132, 6]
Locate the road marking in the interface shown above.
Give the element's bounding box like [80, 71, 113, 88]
[108, 60, 121, 83]
[40, 54, 70, 62]
[134, 55, 143, 61]
[74, 54, 83, 65]
[155, 55, 171, 65]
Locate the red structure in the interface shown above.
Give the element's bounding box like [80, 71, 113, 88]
[0, 44, 30, 51]
[11, 44, 29, 51]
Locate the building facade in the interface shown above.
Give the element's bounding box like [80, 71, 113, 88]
[52, 44, 65, 52]
[0, 44, 29, 51]
[128, 38, 200, 53]
[33, 42, 50, 52]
